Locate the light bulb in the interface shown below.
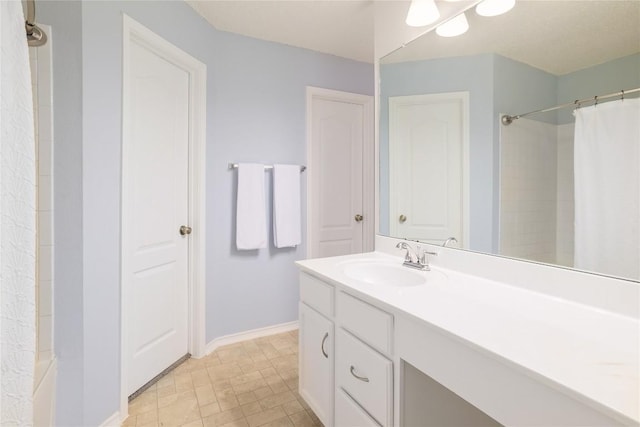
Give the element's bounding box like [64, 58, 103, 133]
[475, 0, 515, 17]
[406, 0, 440, 27]
[435, 13, 469, 37]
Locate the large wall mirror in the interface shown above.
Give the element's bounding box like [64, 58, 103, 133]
[378, 1, 640, 281]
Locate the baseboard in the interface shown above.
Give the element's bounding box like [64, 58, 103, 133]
[99, 411, 121, 427]
[204, 320, 299, 356]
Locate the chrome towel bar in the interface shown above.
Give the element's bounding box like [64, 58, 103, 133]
[228, 163, 306, 172]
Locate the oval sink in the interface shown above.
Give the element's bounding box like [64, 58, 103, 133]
[340, 260, 434, 287]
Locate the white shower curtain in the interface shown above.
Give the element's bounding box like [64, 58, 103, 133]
[574, 98, 640, 281]
[1, 1, 37, 425]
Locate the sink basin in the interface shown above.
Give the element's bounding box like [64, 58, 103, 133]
[340, 260, 439, 287]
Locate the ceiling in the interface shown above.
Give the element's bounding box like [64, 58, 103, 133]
[185, 0, 376, 63]
[185, 1, 640, 74]
[382, 1, 640, 75]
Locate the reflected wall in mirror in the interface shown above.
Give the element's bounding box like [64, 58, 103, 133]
[378, 1, 640, 281]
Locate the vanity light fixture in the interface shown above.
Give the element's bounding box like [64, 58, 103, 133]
[405, 0, 440, 27]
[435, 12, 469, 37]
[475, 0, 515, 17]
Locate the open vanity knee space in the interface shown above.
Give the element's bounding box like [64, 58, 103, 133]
[296, 247, 639, 427]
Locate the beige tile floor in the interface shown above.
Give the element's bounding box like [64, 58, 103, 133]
[124, 330, 322, 427]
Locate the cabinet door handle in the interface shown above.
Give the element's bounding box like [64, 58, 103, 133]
[321, 332, 329, 359]
[350, 365, 369, 382]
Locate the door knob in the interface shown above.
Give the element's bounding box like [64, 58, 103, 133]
[179, 225, 192, 236]
[399, 214, 407, 223]
[354, 214, 364, 222]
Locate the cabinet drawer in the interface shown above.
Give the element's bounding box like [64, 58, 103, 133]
[337, 291, 393, 355]
[300, 273, 334, 317]
[336, 329, 392, 427]
[335, 388, 380, 427]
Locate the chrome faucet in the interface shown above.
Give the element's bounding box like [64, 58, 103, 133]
[395, 242, 438, 271]
[442, 237, 458, 247]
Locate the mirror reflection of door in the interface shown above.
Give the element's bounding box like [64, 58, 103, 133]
[389, 92, 469, 246]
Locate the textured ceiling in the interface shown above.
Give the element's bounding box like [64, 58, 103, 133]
[186, 1, 640, 74]
[186, 0, 376, 63]
[382, 1, 640, 75]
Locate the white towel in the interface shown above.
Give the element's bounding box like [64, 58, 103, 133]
[236, 163, 267, 250]
[273, 164, 302, 248]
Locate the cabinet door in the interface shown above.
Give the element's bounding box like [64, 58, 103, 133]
[335, 388, 381, 427]
[299, 302, 334, 426]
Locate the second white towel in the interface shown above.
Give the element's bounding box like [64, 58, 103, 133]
[236, 163, 267, 250]
[273, 164, 302, 248]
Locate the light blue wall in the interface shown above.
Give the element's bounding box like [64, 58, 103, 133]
[36, 2, 85, 425]
[40, 1, 373, 425]
[557, 53, 640, 124]
[380, 54, 495, 252]
[493, 55, 558, 124]
[203, 21, 373, 340]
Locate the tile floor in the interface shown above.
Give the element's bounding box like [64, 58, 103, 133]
[124, 330, 322, 427]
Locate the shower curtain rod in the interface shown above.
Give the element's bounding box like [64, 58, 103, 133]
[25, 0, 47, 46]
[501, 87, 640, 125]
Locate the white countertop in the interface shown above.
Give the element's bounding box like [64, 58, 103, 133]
[296, 251, 640, 425]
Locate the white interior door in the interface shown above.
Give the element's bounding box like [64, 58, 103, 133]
[308, 88, 373, 258]
[123, 36, 190, 395]
[389, 92, 469, 246]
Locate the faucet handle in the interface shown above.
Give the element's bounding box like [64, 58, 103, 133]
[417, 246, 438, 265]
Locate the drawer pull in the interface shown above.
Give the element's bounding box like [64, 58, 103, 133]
[321, 332, 329, 358]
[350, 365, 369, 382]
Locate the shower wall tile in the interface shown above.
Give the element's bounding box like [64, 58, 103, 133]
[38, 134, 52, 176]
[37, 105, 52, 144]
[500, 117, 558, 263]
[38, 211, 52, 246]
[30, 37, 55, 363]
[36, 42, 52, 107]
[39, 280, 53, 317]
[38, 245, 52, 282]
[38, 315, 53, 352]
[556, 123, 575, 268]
[38, 175, 52, 211]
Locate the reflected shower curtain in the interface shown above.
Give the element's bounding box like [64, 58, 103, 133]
[1, 1, 37, 425]
[574, 98, 640, 281]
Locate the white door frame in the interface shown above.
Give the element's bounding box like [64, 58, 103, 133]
[306, 87, 375, 258]
[388, 92, 470, 247]
[120, 15, 207, 418]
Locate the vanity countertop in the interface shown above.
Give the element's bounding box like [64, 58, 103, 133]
[296, 251, 640, 425]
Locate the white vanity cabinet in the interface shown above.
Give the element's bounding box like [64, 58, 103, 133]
[299, 272, 394, 427]
[335, 291, 394, 427]
[297, 251, 640, 427]
[299, 302, 334, 426]
[335, 329, 393, 426]
[299, 273, 336, 426]
[335, 388, 381, 427]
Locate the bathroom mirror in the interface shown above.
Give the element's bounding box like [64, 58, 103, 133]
[378, 1, 640, 281]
